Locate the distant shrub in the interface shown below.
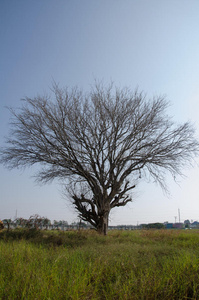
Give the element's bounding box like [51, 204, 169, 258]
[0, 228, 42, 241]
[0, 220, 4, 230]
[0, 228, 88, 248]
[142, 222, 165, 229]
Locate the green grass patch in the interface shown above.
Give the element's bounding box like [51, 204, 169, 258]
[0, 229, 199, 299]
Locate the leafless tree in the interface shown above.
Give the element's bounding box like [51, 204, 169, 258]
[1, 83, 199, 234]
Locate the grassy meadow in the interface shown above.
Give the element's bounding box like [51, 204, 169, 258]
[0, 228, 199, 299]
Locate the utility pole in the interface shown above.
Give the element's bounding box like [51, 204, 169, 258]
[178, 209, 181, 223]
[174, 216, 177, 223]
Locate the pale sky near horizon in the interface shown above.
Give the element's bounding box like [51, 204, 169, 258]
[1, 0, 199, 225]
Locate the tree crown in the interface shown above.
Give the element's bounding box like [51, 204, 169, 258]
[1, 83, 198, 232]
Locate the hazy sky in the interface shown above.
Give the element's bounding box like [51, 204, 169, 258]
[1, 0, 199, 225]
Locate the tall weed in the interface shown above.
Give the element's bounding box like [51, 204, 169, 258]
[0, 229, 199, 299]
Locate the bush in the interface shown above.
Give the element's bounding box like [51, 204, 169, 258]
[0, 220, 4, 230]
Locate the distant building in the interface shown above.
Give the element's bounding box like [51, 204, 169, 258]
[190, 221, 199, 228]
[173, 223, 184, 229]
[165, 223, 184, 229]
[165, 223, 173, 229]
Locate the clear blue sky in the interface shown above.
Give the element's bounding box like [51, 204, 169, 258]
[1, 0, 199, 225]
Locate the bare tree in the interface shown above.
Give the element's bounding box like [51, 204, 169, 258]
[1, 83, 198, 234]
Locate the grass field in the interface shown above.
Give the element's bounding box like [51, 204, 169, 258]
[0, 228, 199, 299]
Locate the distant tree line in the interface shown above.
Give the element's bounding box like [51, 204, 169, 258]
[1, 216, 199, 231]
[0, 215, 86, 231]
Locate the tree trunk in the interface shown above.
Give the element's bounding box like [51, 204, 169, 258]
[97, 211, 109, 235]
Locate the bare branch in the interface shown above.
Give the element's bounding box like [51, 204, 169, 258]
[1, 82, 198, 234]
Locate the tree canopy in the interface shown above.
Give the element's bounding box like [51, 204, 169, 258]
[1, 83, 198, 234]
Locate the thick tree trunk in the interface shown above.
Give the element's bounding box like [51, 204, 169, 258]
[97, 211, 109, 235]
